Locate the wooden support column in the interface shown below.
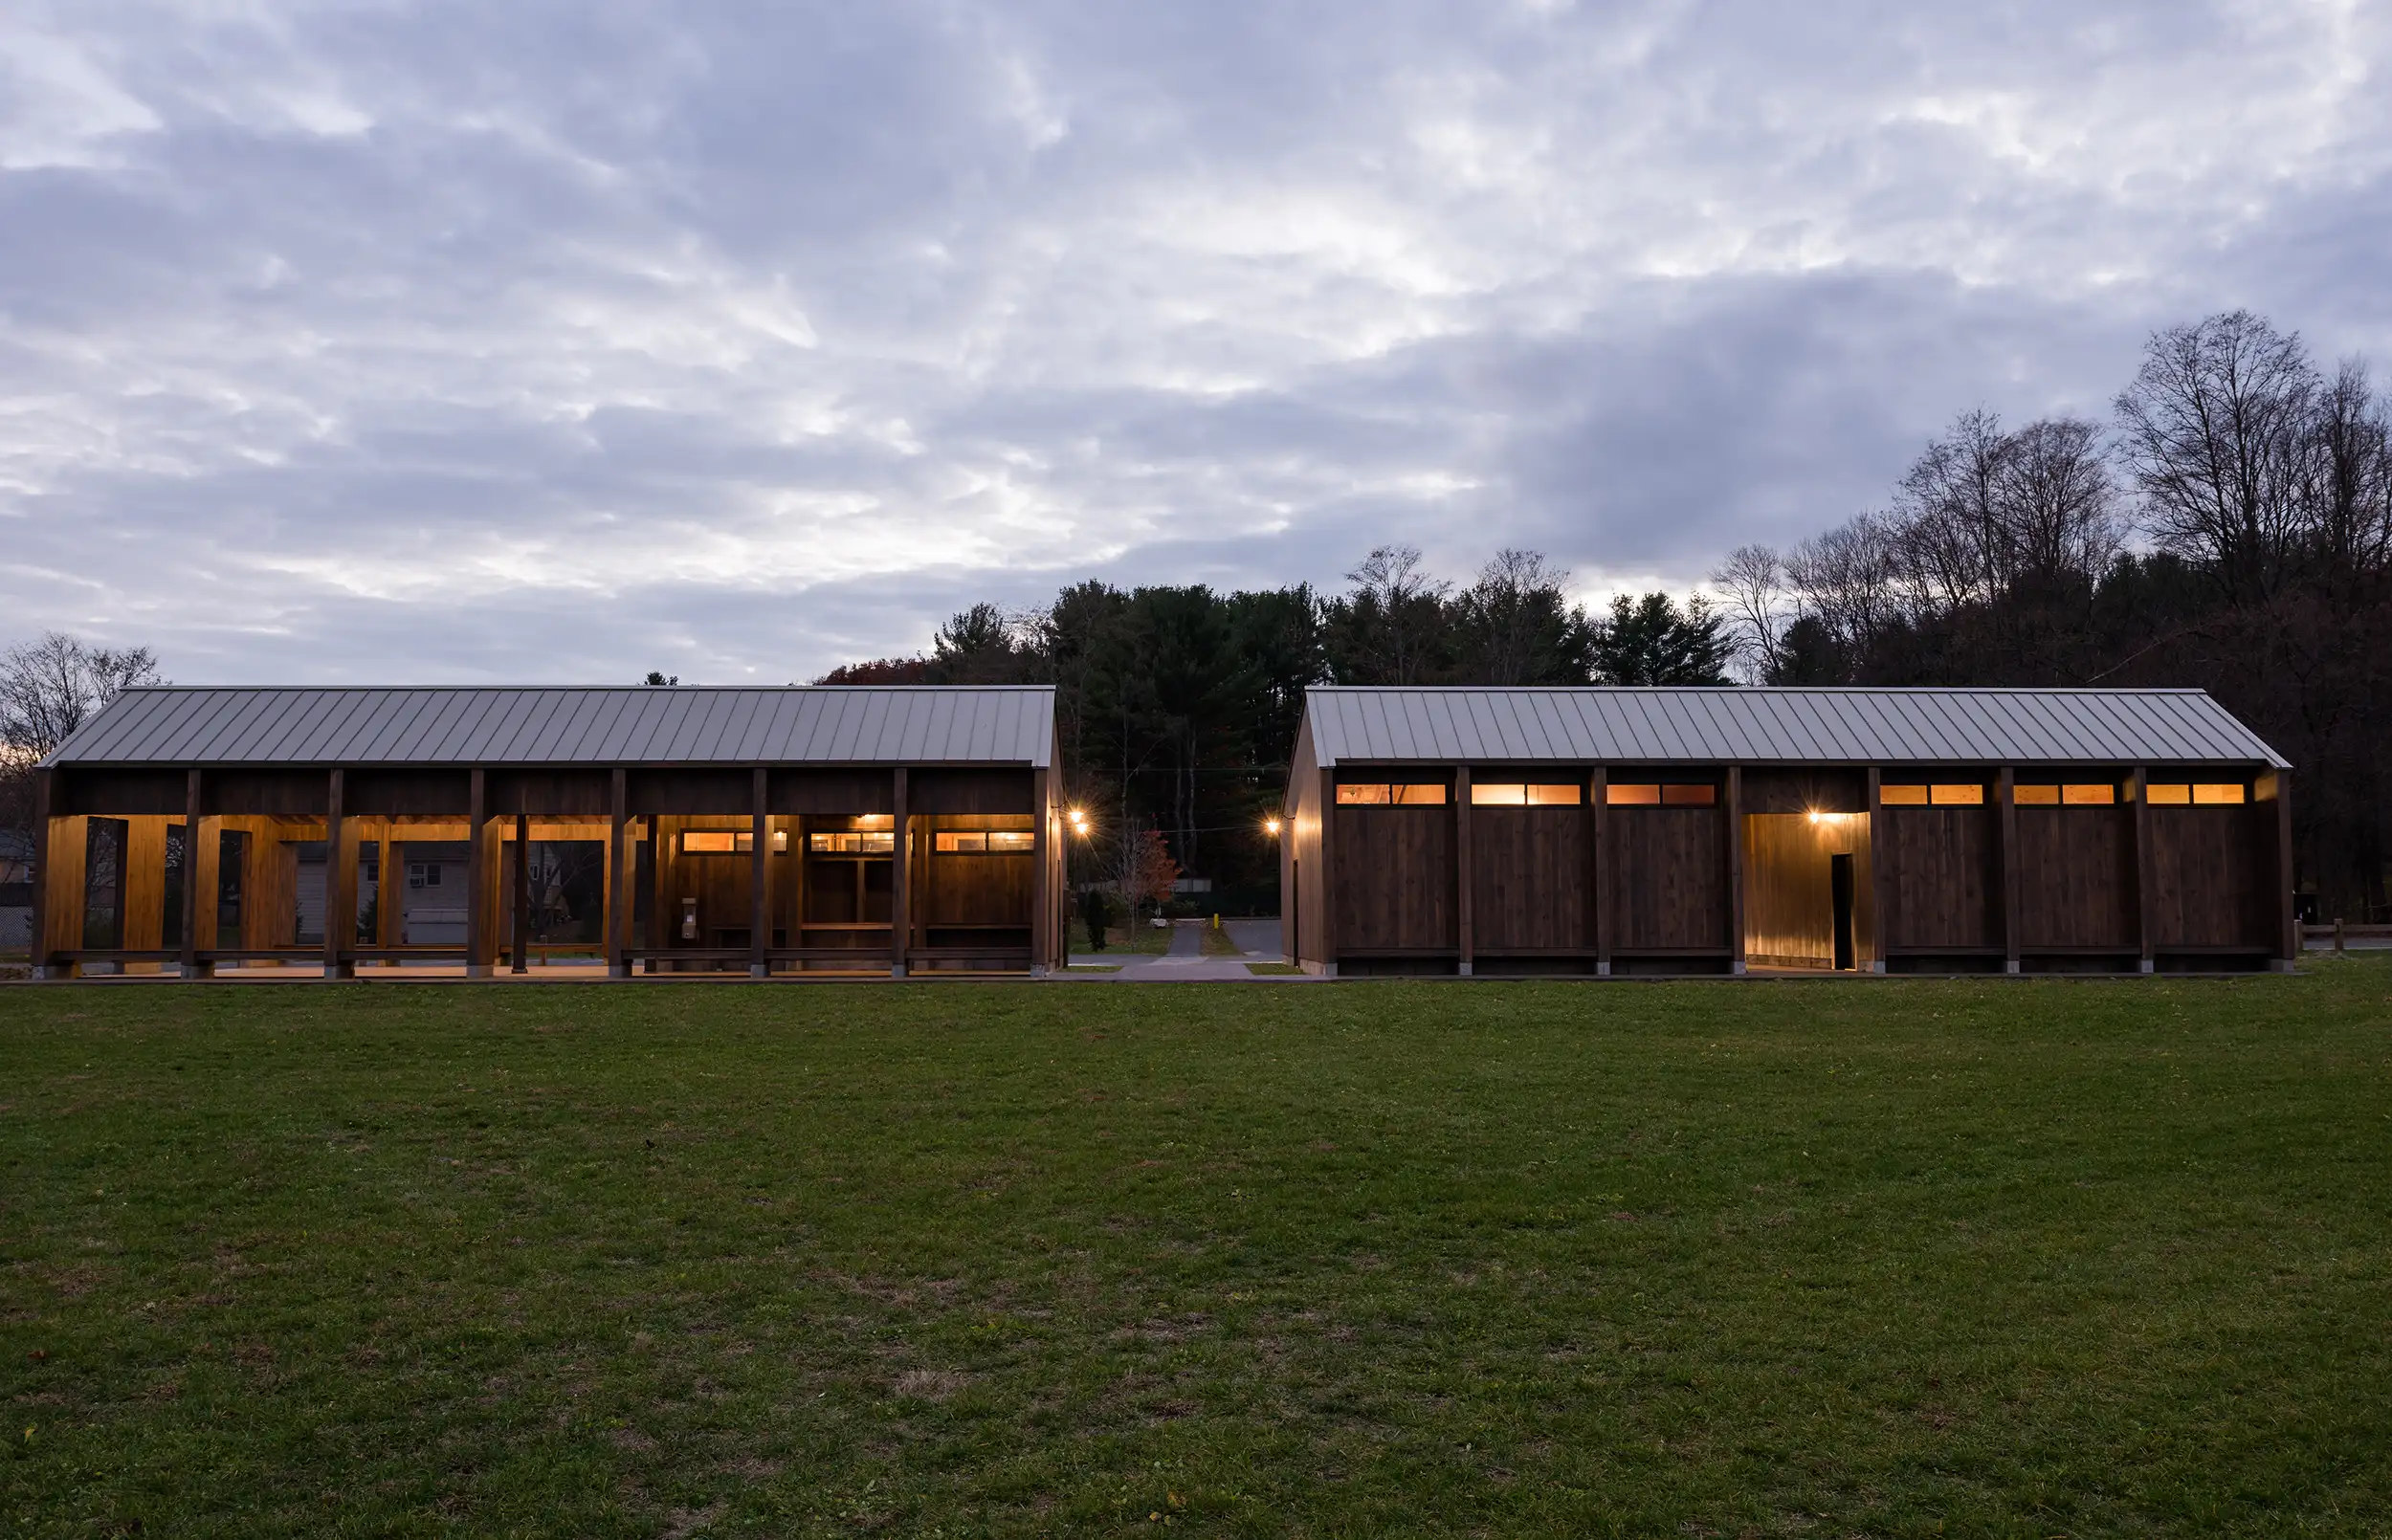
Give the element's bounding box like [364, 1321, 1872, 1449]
[1725, 766, 1746, 975]
[324, 770, 356, 979]
[511, 812, 531, 974]
[1591, 767, 1609, 976]
[1454, 765, 1473, 977]
[1866, 768, 1891, 974]
[2130, 767, 2155, 973]
[181, 770, 207, 978]
[1318, 766, 1338, 978]
[377, 820, 402, 956]
[2269, 769, 2296, 971]
[750, 767, 770, 979]
[30, 768, 57, 979]
[608, 769, 630, 979]
[1030, 768, 1052, 977]
[1997, 767, 2021, 975]
[891, 768, 910, 978]
[465, 769, 492, 978]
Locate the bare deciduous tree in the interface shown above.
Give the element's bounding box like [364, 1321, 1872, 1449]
[1708, 543, 1789, 684]
[0, 632, 166, 759]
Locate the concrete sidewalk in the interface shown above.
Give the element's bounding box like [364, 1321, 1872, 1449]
[1066, 917, 1302, 980]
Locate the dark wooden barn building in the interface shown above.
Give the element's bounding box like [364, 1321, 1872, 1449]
[30, 686, 1065, 979]
[1281, 687, 2294, 977]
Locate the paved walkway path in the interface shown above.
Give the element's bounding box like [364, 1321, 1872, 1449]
[1066, 918, 1304, 980]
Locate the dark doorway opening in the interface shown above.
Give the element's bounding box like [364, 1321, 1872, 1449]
[1830, 853, 1856, 971]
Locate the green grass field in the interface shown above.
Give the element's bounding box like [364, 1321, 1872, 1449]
[4, 963, 2389, 1537]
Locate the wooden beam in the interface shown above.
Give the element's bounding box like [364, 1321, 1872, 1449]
[750, 767, 770, 979]
[1866, 767, 1891, 974]
[1455, 765, 1473, 976]
[465, 769, 492, 978]
[511, 812, 531, 974]
[2130, 767, 2154, 973]
[323, 769, 353, 978]
[180, 770, 205, 978]
[1591, 767, 1609, 976]
[1318, 766, 1338, 976]
[30, 767, 55, 979]
[1997, 767, 2021, 974]
[608, 768, 629, 979]
[1030, 767, 1051, 977]
[2271, 769, 2297, 970]
[891, 768, 909, 978]
[1726, 766, 1745, 975]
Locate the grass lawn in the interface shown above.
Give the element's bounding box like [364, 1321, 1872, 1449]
[4, 962, 2389, 1537]
[1074, 921, 1174, 957]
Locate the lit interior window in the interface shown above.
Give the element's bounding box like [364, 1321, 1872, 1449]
[1337, 783, 1447, 805]
[2146, 783, 2191, 805]
[682, 831, 738, 854]
[808, 831, 895, 854]
[2062, 783, 2115, 805]
[1931, 784, 1984, 806]
[1661, 784, 1716, 806]
[1606, 783, 1661, 805]
[1527, 783, 1583, 805]
[2193, 782, 2247, 804]
[987, 830, 1035, 851]
[2014, 784, 2059, 805]
[1471, 782, 1526, 805]
[1881, 784, 1929, 806]
[936, 831, 987, 852]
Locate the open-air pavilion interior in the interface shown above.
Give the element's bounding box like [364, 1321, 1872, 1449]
[1282, 686, 2296, 977]
[29, 686, 1066, 980]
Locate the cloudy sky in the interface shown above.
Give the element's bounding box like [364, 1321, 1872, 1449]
[3, 2, 2388, 684]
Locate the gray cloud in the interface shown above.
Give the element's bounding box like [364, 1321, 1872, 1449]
[2, 0, 2388, 682]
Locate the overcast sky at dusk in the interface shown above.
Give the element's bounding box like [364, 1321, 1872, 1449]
[4, 2, 2388, 684]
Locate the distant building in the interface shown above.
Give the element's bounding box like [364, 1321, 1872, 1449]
[28, 686, 1065, 979]
[1282, 686, 2294, 977]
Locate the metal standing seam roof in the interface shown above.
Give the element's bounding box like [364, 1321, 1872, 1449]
[43, 687, 1056, 768]
[1304, 687, 2289, 768]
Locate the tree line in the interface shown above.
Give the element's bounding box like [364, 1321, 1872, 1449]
[6, 309, 2384, 924]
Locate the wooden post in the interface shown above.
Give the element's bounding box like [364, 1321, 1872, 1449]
[465, 769, 492, 978]
[2130, 767, 2155, 973]
[891, 768, 909, 978]
[608, 768, 630, 979]
[1865, 768, 1891, 974]
[1997, 767, 2021, 975]
[2271, 769, 2297, 971]
[377, 820, 401, 957]
[30, 768, 56, 979]
[181, 770, 206, 979]
[1725, 766, 1745, 975]
[1590, 767, 1609, 977]
[511, 812, 531, 974]
[323, 769, 354, 979]
[1318, 766, 1338, 978]
[750, 767, 770, 979]
[1030, 768, 1051, 977]
[1455, 765, 1473, 977]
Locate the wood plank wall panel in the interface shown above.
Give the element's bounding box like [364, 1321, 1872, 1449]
[923, 853, 1034, 926]
[1881, 808, 1999, 949]
[1331, 806, 1455, 951]
[121, 819, 167, 954]
[909, 769, 1034, 814]
[1607, 808, 1729, 951]
[627, 770, 752, 816]
[61, 770, 186, 816]
[489, 770, 610, 817]
[1739, 769, 1867, 816]
[345, 770, 472, 816]
[1741, 813, 1836, 967]
[768, 771, 897, 815]
[1470, 807, 1588, 951]
[2014, 807, 2137, 948]
[42, 814, 87, 960]
[2148, 808, 2270, 947]
[204, 771, 328, 817]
